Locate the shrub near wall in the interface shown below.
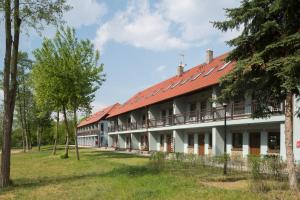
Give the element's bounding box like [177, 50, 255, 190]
[248, 155, 288, 192]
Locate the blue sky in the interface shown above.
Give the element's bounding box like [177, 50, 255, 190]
[0, 0, 241, 113]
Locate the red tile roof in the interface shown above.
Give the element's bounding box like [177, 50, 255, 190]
[77, 103, 120, 127]
[108, 52, 234, 118]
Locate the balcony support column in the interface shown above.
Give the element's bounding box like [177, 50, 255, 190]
[242, 131, 249, 158]
[212, 127, 225, 156]
[174, 130, 184, 153]
[194, 133, 198, 154]
[280, 123, 286, 160]
[148, 132, 158, 152]
[261, 130, 268, 156]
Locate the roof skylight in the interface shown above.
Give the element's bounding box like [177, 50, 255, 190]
[152, 89, 161, 96]
[171, 80, 181, 89]
[218, 61, 231, 71]
[179, 78, 189, 85]
[203, 67, 215, 76]
[191, 71, 203, 81]
[163, 83, 173, 91]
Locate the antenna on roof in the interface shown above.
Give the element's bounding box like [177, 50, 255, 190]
[177, 52, 186, 76]
[179, 53, 186, 67]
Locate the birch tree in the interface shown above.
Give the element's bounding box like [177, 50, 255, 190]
[0, 0, 69, 187]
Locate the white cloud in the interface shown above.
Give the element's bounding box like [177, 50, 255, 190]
[91, 101, 108, 113]
[94, 1, 188, 51]
[94, 0, 240, 51]
[64, 0, 107, 28]
[156, 65, 167, 72]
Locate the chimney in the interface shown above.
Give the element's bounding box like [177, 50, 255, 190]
[177, 63, 184, 76]
[206, 49, 213, 63]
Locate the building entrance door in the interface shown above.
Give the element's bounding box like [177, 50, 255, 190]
[166, 134, 172, 152]
[198, 134, 205, 155]
[249, 132, 260, 155]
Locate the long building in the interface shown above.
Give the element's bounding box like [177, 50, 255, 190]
[104, 50, 300, 161]
[77, 103, 120, 147]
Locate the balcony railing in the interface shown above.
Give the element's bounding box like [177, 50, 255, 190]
[107, 102, 283, 132]
[77, 129, 100, 136]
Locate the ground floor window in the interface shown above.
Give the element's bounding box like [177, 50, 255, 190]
[208, 133, 212, 148]
[268, 132, 280, 153]
[188, 134, 194, 147]
[232, 133, 243, 150]
[141, 135, 144, 146]
[160, 135, 164, 147]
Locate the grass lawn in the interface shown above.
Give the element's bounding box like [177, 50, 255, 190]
[0, 146, 298, 200]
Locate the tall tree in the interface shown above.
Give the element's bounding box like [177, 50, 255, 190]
[15, 52, 33, 152]
[32, 27, 105, 160]
[213, 0, 300, 190]
[0, 0, 69, 187]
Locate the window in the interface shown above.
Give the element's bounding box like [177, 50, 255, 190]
[200, 101, 207, 112]
[190, 103, 197, 112]
[189, 103, 197, 119]
[208, 133, 212, 148]
[268, 132, 280, 152]
[100, 123, 104, 132]
[188, 134, 194, 147]
[162, 110, 166, 117]
[232, 133, 243, 149]
[168, 108, 173, 124]
[160, 135, 164, 146]
[141, 135, 144, 146]
[142, 114, 146, 126]
[203, 67, 215, 76]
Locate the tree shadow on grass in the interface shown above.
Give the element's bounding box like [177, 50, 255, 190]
[85, 151, 147, 159]
[2, 164, 160, 193]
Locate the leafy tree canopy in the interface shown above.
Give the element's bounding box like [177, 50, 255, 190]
[213, 0, 300, 117]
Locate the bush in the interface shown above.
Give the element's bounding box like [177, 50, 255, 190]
[262, 155, 284, 179]
[150, 152, 166, 169]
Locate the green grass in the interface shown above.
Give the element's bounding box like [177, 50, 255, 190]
[0, 146, 297, 200]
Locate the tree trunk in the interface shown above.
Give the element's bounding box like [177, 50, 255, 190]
[1, 0, 21, 188]
[62, 105, 70, 158]
[27, 123, 32, 150]
[17, 90, 26, 152]
[37, 128, 41, 152]
[22, 84, 29, 151]
[73, 108, 80, 160]
[285, 92, 298, 191]
[53, 110, 59, 155]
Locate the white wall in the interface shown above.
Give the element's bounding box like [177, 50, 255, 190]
[174, 130, 184, 152]
[293, 96, 300, 162]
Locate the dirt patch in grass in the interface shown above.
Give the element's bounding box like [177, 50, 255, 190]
[0, 192, 16, 200]
[200, 180, 248, 190]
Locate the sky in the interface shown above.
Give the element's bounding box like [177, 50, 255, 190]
[0, 0, 241, 113]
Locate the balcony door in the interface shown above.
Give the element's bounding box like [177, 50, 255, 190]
[249, 132, 260, 155]
[166, 134, 172, 152]
[126, 135, 131, 149]
[198, 134, 205, 155]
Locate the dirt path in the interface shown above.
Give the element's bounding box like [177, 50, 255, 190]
[200, 180, 248, 190]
